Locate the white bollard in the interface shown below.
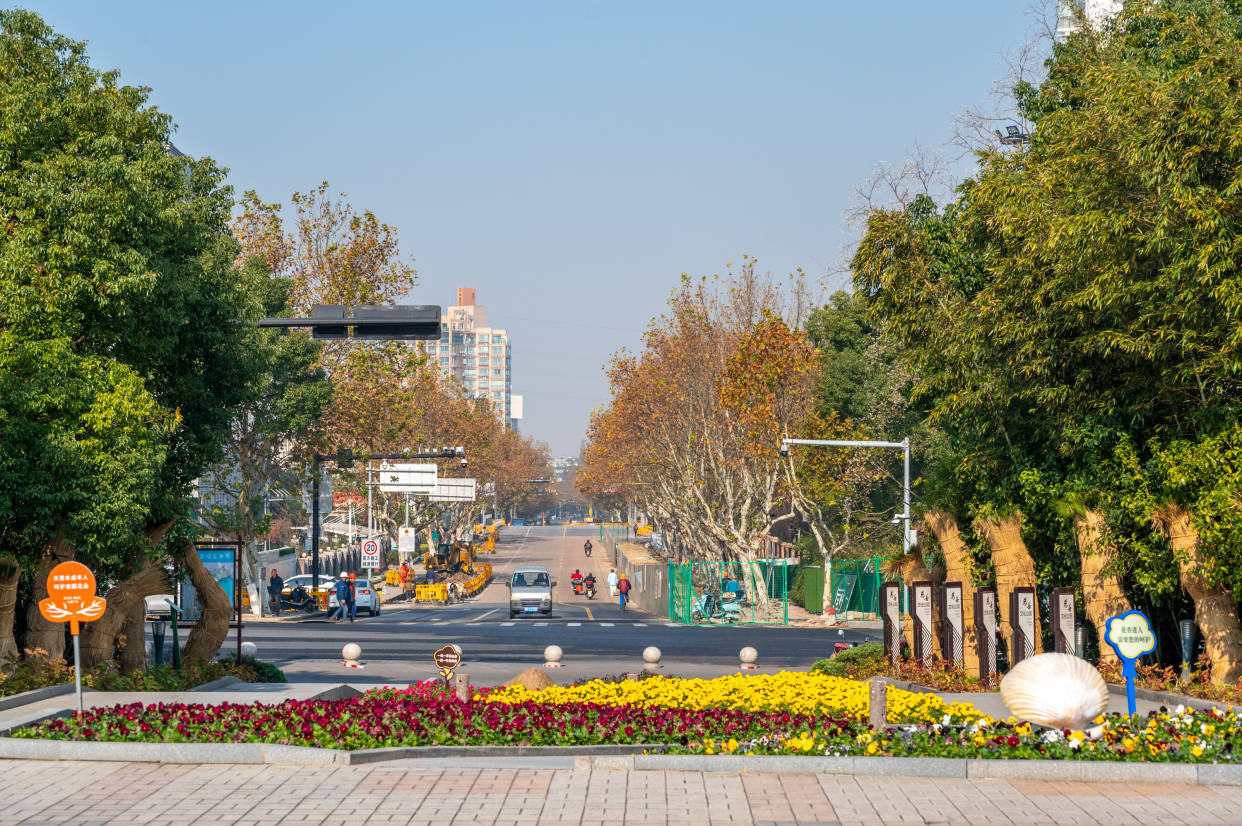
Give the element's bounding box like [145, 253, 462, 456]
[739, 646, 758, 671]
[342, 642, 363, 669]
[642, 646, 662, 670]
[240, 641, 258, 659]
[544, 644, 564, 668]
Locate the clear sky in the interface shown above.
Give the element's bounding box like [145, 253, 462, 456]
[23, 1, 1038, 457]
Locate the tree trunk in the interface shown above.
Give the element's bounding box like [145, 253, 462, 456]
[23, 533, 76, 660]
[974, 513, 1042, 659]
[1073, 509, 1130, 665]
[1156, 505, 1242, 685]
[0, 552, 20, 664]
[78, 558, 167, 670]
[181, 542, 232, 663]
[925, 510, 978, 676]
[887, 552, 942, 660]
[118, 602, 148, 674]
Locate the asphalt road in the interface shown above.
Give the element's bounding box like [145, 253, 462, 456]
[236, 526, 879, 686]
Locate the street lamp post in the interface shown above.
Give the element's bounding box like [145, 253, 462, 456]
[781, 436, 915, 617]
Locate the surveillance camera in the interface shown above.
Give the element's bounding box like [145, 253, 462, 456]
[779, 443, 790, 458]
[460, 457, 468, 468]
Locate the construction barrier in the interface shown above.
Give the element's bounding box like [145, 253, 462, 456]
[415, 582, 448, 602]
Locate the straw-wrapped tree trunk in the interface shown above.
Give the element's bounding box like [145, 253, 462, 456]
[181, 543, 232, 663]
[1073, 509, 1129, 665]
[0, 553, 18, 662]
[974, 513, 1041, 659]
[78, 558, 167, 670]
[23, 533, 75, 660]
[925, 510, 978, 675]
[1156, 505, 1242, 685]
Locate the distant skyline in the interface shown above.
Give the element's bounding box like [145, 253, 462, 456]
[23, 1, 1043, 456]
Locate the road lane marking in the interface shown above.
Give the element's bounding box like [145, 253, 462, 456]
[634, 623, 646, 627]
[470, 609, 497, 622]
[568, 622, 581, 627]
[600, 622, 614, 627]
[585, 607, 594, 621]
[501, 622, 515, 627]
[533, 622, 547, 627]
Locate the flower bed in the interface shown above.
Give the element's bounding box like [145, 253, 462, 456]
[483, 672, 986, 723]
[0, 650, 285, 698]
[12, 675, 1242, 762]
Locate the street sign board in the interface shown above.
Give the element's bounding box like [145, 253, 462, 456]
[38, 561, 106, 634]
[912, 581, 934, 664]
[377, 463, 437, 494]
[429, 478, 477, 502]
[361, 539, 380, 569]
[433, 643, 463, 686]
[398, 527, 417, 556]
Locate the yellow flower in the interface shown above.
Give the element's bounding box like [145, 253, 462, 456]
[1192, 745, 1204, 757]
[727, 738, 738, 752]
[865, 741, 878, 755]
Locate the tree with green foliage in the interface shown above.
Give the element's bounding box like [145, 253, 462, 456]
[0, 10, 256, 663]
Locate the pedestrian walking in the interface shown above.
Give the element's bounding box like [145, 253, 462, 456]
[617, 572, 631, 609]
[346, 572, 358, 622]
[331, 577, 349, 622]
[607, 568, 619, 597]
[267, 570, 283, 614]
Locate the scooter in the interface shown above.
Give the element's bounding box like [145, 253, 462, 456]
[572, 579, 584, 596]
[585, 581, 596, 600]
[584, 543, 592, 557]
[280, 586, 315, 612]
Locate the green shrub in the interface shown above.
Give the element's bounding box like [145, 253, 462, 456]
[0, 650, 285, 697]
[811, 642, 885, 678]
[787, 567, 805, 606]
[0, 650, 76, 697]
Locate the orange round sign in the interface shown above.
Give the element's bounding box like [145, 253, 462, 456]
[47, 561, 97, 600]
[38, 561, 106, 633]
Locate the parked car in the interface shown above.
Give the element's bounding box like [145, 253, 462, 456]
[282, 574, 336, 594]
[327, 577, 382, 616]
[507, 566, 554, 618]
[144, 594, 176, 618]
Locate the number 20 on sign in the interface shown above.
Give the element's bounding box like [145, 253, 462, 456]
[37, 561, 106, 713]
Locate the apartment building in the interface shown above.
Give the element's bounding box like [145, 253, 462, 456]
[416, 287, 520, 427]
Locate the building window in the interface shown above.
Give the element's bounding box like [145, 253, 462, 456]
[439, 357, 449, 366]
[491, 346, 505, 354]
[492, 392, 504, 400]
[492, 369, 503, 376]
[478, 335, 490, 343]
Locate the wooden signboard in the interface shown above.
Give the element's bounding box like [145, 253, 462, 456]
[433, 643, 463, 686]
[1053, 588, 1076, 656]
[911, 581, 934, 664]
[941, 581, 964, 668]
[1010, 586, 1037, 665]
[881, 582, 902, 664]
[975, 586, 997, 686]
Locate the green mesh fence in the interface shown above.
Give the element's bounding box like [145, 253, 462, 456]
[667, 561, 792, 625]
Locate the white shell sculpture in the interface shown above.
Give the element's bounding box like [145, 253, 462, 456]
[999, 652, 1109, 730]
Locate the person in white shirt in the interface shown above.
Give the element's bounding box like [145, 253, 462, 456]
[607, 569, 619, 597]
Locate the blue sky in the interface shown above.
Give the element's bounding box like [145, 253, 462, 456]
[23, 1, 1038, 456]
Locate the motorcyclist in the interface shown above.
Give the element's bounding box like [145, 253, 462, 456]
[571, 569, 583, 583]
[584, 539, 593, 557]
[583, 572, 597, 598]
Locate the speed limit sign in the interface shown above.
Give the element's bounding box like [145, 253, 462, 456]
[361, 538, 380, 569]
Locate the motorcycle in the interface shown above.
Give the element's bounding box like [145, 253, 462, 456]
[572, 579, 584, 596]
[584, 542, 592, 557]
[585, 581, 596, 600]
[280, 585, 315, 612]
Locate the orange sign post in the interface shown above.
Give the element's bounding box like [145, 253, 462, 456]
[38, 561, 106, 713]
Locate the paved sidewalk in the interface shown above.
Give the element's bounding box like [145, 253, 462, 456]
[2, 759, 1241, 825]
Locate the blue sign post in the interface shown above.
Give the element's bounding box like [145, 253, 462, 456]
[1104, 609, 1157, 715]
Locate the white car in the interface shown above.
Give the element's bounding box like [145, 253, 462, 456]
[327, 578, 382, 616]
[281, 574, 336, 594]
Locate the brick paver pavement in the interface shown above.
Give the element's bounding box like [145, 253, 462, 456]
[3, 760, 1242, 825]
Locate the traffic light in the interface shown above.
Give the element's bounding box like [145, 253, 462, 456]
[351, 305, 441, 340]
[310, 304, 348, 340]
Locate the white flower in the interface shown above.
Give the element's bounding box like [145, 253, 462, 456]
[942, 714, 952, 726]
[1176, 704, 1186, 714]
[1068, 738, 1081, 750]
[1041, 730, 1062, 743]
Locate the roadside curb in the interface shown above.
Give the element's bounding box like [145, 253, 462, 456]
[0, 684, 75, 713]
[1105, 683, 1230, 713]
[0, 735, 1238, 782]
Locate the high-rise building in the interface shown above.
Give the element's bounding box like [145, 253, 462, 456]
[415, 288, 520, 427]
[1057, 0, 1122, 39]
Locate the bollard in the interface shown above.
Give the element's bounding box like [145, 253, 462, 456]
[1181, 619, 1197, 681]
[342, 642, 363, 669]
[869, 678, 888, 729]
[642, 646, 662, 670]
[240, 641, 258, 659]
[454, 671, 470, 702]
[544, 644, 563, 668]
[739, 646, 758, 671]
